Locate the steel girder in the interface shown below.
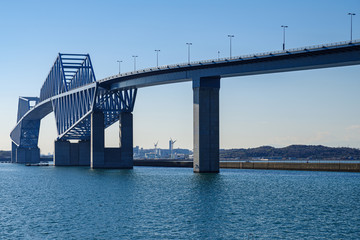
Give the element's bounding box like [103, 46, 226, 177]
[11, 97, 40, 147]
[13, 52, 138, 143]
[40, 53, 96, 102]
[51, 83, 97, 139]
[95, 87, 137, 127]
[11, 119, 40, 147]
[52, 83, 137, 140]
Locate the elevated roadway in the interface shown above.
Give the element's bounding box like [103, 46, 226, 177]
[10, 40, 360, 172]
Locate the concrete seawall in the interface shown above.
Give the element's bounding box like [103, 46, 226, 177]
[134, 160, 360, 172]
[134, 160, 193, 168]
[220, 161, 360, 172]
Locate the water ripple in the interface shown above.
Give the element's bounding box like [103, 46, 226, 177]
[0, 165, 359, 239]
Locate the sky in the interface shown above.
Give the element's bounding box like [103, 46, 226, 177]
[1, 0, 360, 154]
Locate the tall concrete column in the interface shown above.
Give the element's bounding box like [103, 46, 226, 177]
[78, 140, 90, 166]
[54, 140, 71, 166]
[91, 111, 105, 168]
[193, 76, 220, 173]
[119, 112, 133, 168]
[11, 142, 17, 163]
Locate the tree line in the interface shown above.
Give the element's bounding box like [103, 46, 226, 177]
[220, 145, 360, 160]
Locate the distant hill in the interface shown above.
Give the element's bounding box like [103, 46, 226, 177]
[220, 145, 360, 160]
[2, 145, 360, 161]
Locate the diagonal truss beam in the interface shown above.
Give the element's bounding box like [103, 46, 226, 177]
[51, 82, 137, 140]
[40, 53, 96, 102]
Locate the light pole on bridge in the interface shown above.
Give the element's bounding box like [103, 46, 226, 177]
[227, 35, 234, 59]
[132, 55, 138, 71]
[155, 50, 160, 67]
[186, 43, 192, 64]
[117, 60, 122, 74]
[348, 13, 356, 42]
[281, 25, 288, 50]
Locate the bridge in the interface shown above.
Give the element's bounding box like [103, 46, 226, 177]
[10, 40, 360, 173]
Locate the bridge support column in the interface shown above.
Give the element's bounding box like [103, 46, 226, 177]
[79, 140, 90, 166]
[119, 112, 133, 168]
[11, 142, 17, 163]
[193, 76, 220, 173]
[15, 146, 40, 164]
[90, 111, 133, 169]
[54, 140, 90, 166]
[91, 111, 105, 168]
[54, 140, 71, 166]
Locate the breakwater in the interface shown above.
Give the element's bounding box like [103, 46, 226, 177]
[134, 160, 360, 172]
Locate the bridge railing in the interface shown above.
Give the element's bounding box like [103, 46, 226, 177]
[101, 39, 360, 82]
[40, 53, 96, 102]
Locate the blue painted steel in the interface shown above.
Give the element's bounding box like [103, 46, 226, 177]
[100, 40, 360, 90]
[40, 53, 96, 102]
[36, 53, 138, 140]
[17, 97, 39, 121]
[95, 87, 137, 128]
[53, 85, 137, 140]
[11, 97, 40, 147]
[51, 84, 97, 139]
[10, 40, 360, 147]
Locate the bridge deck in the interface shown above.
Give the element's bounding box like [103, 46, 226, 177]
[11, 39, 360, 146]
[99, 39, 360, 90]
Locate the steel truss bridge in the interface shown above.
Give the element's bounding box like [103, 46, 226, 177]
[10, 40, 360, 172]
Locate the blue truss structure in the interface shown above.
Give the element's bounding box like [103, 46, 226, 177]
[11, 97, 40, 147]
[52, 86, 137, 140]
[12, 53, 137, 147]
[43, 53, 137, 140]
[40, 53, 97, 101]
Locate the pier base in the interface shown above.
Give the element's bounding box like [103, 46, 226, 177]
[193, 76, 220, 173]
[15, 146, 40, 164]
[91, 111, 133, 169]
[54, 140, 90, 166]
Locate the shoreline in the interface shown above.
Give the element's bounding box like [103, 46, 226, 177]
[134, 160, 360, 172]
[2, 159, 359, 172]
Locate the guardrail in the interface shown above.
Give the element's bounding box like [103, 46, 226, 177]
[101, 39, 360, 82]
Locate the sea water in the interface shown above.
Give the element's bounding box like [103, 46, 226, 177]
[0, 164, 359, 239]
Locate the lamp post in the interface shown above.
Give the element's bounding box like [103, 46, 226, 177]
[348, 13, 356, 42]
[186, 43, 192, 63]
[155, 50, 160, 67]
[218, 50, 220, 60]
[132, 55, 138, 71]
[227, 35, 234, 59]
[116, 60, 122, 74]
[281, 25, 288, 50]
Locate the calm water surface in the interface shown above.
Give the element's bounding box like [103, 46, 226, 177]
[0, 163, 359, 239]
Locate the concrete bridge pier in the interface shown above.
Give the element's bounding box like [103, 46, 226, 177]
[91, 111, 133, 169]
[54, 140, 90, 166]
[11, 142, 40, 163]
[119, 112, 134, 167]
[11, 142, 17, 163]
[193, 76, 220, 173]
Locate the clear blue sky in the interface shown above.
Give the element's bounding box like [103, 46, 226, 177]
[1, 0, 359, 154]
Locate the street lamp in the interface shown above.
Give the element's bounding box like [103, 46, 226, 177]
[281, 25, 288, 50]
[218, 50, 220, 60]
[116, 60, 122, 74]
[186, 43, 192, 63]
[348, 13, 356, 42]
[132, 55, 138, 71]
[227, 35, 234, 59]
[155, 50, 160, 67]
